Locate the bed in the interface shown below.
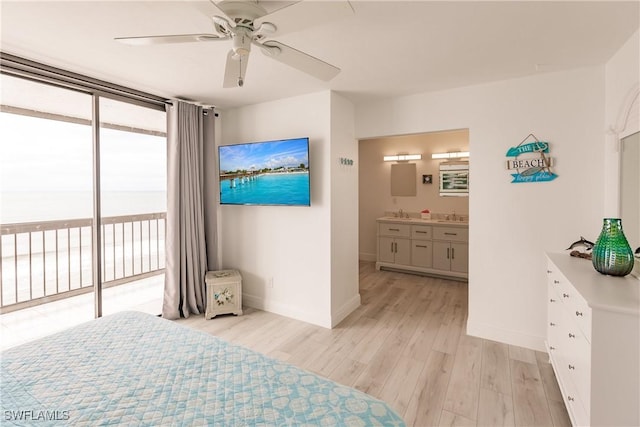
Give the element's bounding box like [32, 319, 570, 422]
[1, 311, 405, 426]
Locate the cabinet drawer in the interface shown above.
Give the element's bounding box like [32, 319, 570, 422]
[411, 224, 432, 240]
[378, 223, 411, 238]
[411, 241, 433, 268]
[432, 226, 468, 242]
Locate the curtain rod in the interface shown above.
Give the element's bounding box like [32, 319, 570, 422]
[1, 51, 170, 111]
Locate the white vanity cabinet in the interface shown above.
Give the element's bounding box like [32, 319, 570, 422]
[432, 226, 468, 274]
[378, 222, 411, 265]
[376, 218, 468, 280]
[545, 253, 639, 427]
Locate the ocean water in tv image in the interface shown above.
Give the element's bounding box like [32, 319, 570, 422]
[220, 173, 310, 206]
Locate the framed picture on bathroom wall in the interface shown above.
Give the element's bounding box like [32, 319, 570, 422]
[422, 174, 433, 184]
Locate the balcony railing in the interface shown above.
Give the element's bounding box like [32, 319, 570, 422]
[0, 212, 166, 313]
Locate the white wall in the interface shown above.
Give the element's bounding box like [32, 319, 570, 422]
[356, 67, 606, 350]
[218, 90, 360, 328]
[330, 93, 361, 326]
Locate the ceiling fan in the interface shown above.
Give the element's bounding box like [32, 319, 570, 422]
[115, 0, 353, 88]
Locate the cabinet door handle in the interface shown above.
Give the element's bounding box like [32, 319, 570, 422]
[444, 232, 457, 236]
[394, 242, 398, 253]
[416, 231, 427, 234]
[568, 364, 575, 370]
[447, 248, 450, 259]
[451, 247, 455, 259]
[568, 333, 575, 338]
[389, 228, 400, 231]
[416, 245, 427, 248]
[575, 311, 583, 317]
[390, 242, 394, 253]
[562, 293, 570, 298]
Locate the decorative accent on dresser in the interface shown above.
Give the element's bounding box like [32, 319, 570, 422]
[376, 217, 468, 280]
[546, 253, 639, 426]
[591, 218, 634, 276]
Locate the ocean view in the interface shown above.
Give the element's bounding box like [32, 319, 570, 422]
[0, 191, 166, 224]
[220, 173, 310, 206]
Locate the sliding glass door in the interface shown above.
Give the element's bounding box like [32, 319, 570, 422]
[98, 97, 166, 315]
[0, 71, 167, 347]
[0, 75, 95, 344]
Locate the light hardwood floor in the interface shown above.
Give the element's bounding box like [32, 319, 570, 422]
[176, 262, 571, 427]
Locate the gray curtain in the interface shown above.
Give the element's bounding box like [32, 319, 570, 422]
[162, 101, 216, 319]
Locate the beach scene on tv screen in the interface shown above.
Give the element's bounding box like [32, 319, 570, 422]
[219, 138, 310, 206]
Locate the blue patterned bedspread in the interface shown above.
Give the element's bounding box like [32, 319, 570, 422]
[1, 311, 405, 426]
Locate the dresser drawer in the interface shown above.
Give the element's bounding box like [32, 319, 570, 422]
[411, 224, 432, 240]
[560, 362, 591, 427]
[378, 223, 411, 238]
[548, 266, 592, 342]
[432, 226, 468, 242]
[562, 309, 591, 413]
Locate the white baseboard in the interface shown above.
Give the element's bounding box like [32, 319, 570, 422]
[466, 319, 546, 352]
[331, 294, 361, 327]
[359, 252, 376, 262]
[243, 293, 332, 328]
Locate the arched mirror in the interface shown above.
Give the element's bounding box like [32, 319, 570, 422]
[620, 131, 640, 277]
[614, 83, 640, 278]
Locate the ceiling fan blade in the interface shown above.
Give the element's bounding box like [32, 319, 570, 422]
[261, 41, 339, 81]
[255, 1, 354, 36]
[223, 50, 250, 88]
[115, 34, 224, 46]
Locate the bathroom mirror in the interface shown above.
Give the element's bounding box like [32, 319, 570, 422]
[620, 131, 640, 265]
[390, 163, 417, 196]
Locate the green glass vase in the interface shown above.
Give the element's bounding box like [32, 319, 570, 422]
[592, 218, 634, 276]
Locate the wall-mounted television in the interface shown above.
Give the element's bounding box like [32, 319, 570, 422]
[218, 137, 310, 206]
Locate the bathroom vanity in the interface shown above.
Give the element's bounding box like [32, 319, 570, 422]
[376, 217, 468, 280]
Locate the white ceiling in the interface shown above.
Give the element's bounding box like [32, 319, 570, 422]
[1, 1, 638, 110]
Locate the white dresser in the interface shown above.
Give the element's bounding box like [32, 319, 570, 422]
[546, 253, 639, 426]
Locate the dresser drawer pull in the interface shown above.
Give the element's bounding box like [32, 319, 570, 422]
[568, 333, 576, 338]
[547, 270, 552, 274]
[550, 298, 556, 303]
[563, 293, 570, 298]
[549, 346, 555, 350]
[575, 311, 583, 317]
[567, 395, 575, 402]
[549, 322, 556, 326]
[553, 280, 560, 284]
[568, 364, 575, 370]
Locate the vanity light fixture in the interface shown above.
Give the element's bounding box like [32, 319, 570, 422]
[431, 151, 470, 159]
[383, 154, 422, 162]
